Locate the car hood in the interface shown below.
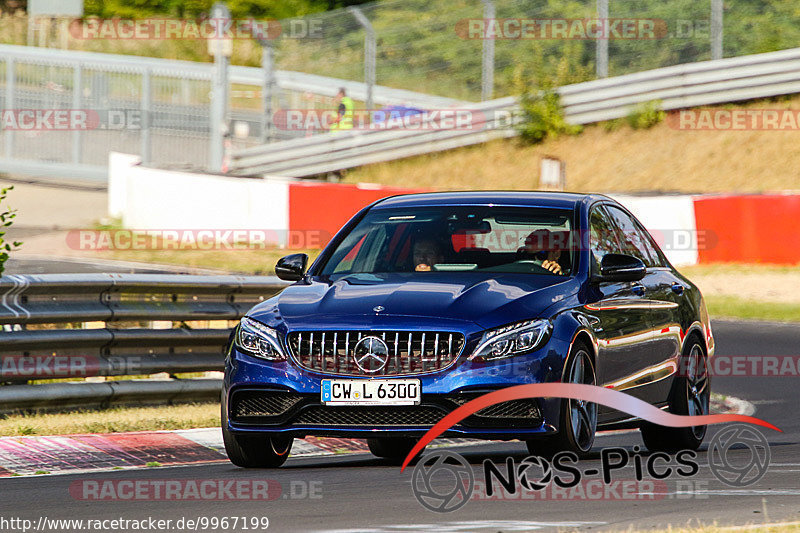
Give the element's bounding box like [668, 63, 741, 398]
[249, 272, 578, 330]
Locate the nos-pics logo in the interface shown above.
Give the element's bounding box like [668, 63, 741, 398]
[411, 424, 770, 512]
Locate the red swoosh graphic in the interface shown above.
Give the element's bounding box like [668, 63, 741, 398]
[400, 383, 780, 471]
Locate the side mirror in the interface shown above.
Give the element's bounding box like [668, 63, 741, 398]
[275, 253, 308, 281]
[594, 253, 646, 283]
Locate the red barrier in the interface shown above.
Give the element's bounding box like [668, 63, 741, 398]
[694, 194, 800, 264]
[287, 182, 430, 248]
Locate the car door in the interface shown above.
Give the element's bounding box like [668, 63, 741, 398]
[585, 204, 655, 422]
[604, 205, 679, 406]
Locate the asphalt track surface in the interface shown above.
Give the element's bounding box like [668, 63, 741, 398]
[2, 319, 799, 532]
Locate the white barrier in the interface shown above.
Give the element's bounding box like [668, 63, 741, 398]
[108, 152, 292, 245]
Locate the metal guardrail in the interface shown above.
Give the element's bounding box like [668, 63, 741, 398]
[559, 46, 800, 124]
[229, 97, 519, 177]
[230, 47, 800, 178]
[0, 274, 290, 412]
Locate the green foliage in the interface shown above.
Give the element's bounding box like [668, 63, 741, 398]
[515, 54, 584, 144]
[625, 100, 665, 130]
[0, 186, 21, 277]
[517, 88, 579, 144]
[601, 118, 625, 132]
[82, 0, 358, 19]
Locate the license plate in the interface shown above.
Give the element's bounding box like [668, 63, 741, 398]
[321, 379, 421, 406]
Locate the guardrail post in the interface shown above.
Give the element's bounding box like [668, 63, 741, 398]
[348, 7, 375, 111]
[261, 42, 275, 143]
[481, 0, 495, 101]
[596, 0, 609, 78]
[4, 56, 14, 158]
[72, 62, 82, 164]
[141, 68, 152, 165]
[711, 0, 723, 60]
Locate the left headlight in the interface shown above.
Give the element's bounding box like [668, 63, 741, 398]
[235, 317, 286, 361]
[470, 319, 552, 361]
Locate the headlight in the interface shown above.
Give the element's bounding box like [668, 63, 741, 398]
[470, 319, 552, 361]
[235, 317, 286, 361]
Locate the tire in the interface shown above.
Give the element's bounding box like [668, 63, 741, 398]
[526, 342, 597, 458]
[641, 338, 710, 453]
[367, 437, 424, 464]
[221, 402, 293, 468]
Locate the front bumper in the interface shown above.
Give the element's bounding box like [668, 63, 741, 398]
[223, 334, 572, 439]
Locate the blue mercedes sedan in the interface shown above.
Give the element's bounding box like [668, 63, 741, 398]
[222, 192, 714, 467]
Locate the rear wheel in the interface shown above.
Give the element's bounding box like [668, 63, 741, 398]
[367, 437, 424, 464]
[526, 343, 597, 458]
[221, 402, 293, 468]
[641, 338, 709, 452]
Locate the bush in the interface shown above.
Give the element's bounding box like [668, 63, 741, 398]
[0, 186, 21, 276]
[626, 100, 665, 130]
[517, 87, 581, 144]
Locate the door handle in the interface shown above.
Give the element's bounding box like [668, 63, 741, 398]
[671, 282, 685, 296]
[631, 283, 645, 296]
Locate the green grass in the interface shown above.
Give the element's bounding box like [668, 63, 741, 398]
[0, 403, 219, 436]
[706, 295, 800, 323]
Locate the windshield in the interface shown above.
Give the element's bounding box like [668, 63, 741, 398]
[319, 206, 575, 276]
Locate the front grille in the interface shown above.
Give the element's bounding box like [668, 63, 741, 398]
[287, 330, 465, 376]
[294, 405, 448, 426]
[231, 390, 305, 420]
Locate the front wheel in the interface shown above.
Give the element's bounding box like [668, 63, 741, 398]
[526, 343, 597, 458]
[641, 339, 710, 452]
[221, 402, 293, 468]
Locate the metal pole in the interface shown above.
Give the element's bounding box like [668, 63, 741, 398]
[711, 0, 723, 60]
[141, 68, 151, 165]
[261, 42, 275, 143]
[210, 3, 231, 172]
[72, 62, 82, 164]
[481, 0, 495, 101]
[348, 7, 375, 111]
[5, 57, 14, 158]
[596, 0, 609, 78]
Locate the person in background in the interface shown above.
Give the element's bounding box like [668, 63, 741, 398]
[329, 87, 354, 132]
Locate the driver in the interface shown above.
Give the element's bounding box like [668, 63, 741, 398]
[413, 237, 443, 272]
[524, 229, 565, 275]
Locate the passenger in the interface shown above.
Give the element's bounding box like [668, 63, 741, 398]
[413, 237, 444, 272]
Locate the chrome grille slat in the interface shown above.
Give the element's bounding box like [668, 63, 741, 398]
[288, 330, 465, 376]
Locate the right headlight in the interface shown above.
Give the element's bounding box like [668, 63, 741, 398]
[469, 319, 552, 361]
[235, 317, 286, 361]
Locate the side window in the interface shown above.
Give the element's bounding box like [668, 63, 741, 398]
[604, 205, 655, 267]
[589, 206, 621, 269]
[632, 218, 667, 267]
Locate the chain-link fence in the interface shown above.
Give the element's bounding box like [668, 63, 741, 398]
[0, 48, 218, 178]
[272, 0, 800, 102]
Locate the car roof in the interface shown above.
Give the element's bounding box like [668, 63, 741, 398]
[372, 190, 610, 210]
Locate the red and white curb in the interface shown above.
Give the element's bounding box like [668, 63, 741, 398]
[0, 430, 482, 477]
